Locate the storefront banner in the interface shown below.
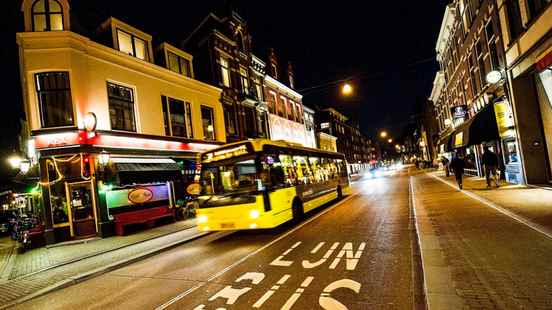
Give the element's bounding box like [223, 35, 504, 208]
[493, 101, 515, 138]
[268, 114, 308, 146]
[106, 183, 170, 209]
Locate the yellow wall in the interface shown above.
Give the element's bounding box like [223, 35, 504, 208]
[16, 31, 226, 143]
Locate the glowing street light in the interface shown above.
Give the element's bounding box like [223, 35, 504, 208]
[380, 131, 388, 138]
[341, 83, 353, 96]
[7, 155, 22, 170]
[388, 138, 393, 143]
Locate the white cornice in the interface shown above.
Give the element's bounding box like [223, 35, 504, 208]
[436, 4, 456, 60]
[264, 75, 302, 100]
[429, 71, 445, 102]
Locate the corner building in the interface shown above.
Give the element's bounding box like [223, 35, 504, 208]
[17, 0, 225, 243]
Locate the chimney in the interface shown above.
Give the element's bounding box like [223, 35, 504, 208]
[287, 61, 295, 89]
[268, 48, 278, 80]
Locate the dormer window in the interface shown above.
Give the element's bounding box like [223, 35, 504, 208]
[116, 29, 148, 61]
[32, 0, 63, 31]
[168, 52, 191, 77]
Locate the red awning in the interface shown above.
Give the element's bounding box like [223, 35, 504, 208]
[537, 49, 552, 71]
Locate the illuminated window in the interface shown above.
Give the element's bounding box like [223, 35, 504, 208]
[239, 66, 249, 94]
[35, 72, 73, 128]
[201, 106, 215, 141]
[167, 52, 191, 77]
[161, 96, 193, 138]
[223, 105, 236, 136]
[107, 82, 136, 132]
[32, 0, 63, 31]
[116, 29, 149, 61]
[219, 57, 231, 87]
[279, 96, 287, 118]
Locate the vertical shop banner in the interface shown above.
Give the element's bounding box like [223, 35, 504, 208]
[493, 101, 515, 138]
[451, 105, 467, 127]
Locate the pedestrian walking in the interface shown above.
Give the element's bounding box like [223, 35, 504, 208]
[441, 156, 450, 177]
[449, 153, 465, 190]
[481, 146, 500, 188]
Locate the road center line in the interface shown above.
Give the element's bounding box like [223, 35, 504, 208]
[426, 173, 552, 241]
[155, 193, 358, 310]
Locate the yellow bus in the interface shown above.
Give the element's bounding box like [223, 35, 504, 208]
[196, 139, 351, 231]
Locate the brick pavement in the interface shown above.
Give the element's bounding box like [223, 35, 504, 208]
[0, 219, 205, 308]
[412, 173, 552, 309]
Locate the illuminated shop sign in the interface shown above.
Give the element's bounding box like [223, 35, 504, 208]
[32, 130, 219, 153]
[203, 144, 250, 162]
[106, 184, 169, 209]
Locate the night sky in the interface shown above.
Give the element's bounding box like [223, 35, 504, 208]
[1, 0, 449, 185]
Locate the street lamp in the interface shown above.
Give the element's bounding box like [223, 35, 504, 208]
[380, 131, 388, 138]
[7, 155, 22, 170]
[388, 138, 393, 143]
[341, 83, 353, 96]
[98, 151, 111, 166]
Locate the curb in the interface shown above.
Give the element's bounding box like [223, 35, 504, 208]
[8, 222, 197, 282]
[408, 177, 428, 310]
[0, 229, 209, 310]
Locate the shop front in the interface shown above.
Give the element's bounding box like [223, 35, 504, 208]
[450, 103, 503, 178]
[33, 130, 220, 244]
[536, 51, 552, 183]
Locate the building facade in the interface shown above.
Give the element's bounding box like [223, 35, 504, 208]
[17, 0, 225, 243]
[497, 0, 552, 184]
[317, 108, 373, 173]
[182, 10, 269, 143]
[432, 0, 524, 183]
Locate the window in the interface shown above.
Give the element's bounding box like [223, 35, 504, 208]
[258, 111, 268, 138]
[278, 96, 286, 118]
[271, 63, 278, 79]
[116, 29, 149, 61]
[244, 106, 256, 137]
[219, 57, 231, 87]
[253, 75, 263, 101]
[201, 106, 215, 141]
[239, 67, 249, 94]
[35, 72, 73, 128]
[161, 96, 193, 138]
[223, 105, 236, 136]
[526, 0, 551, 21]
[167, 52, 191, 77]
[506, 0, 524, 39]
[32, 0, 63, 31]
[288, 99, 296, 121]
[107, 82, 136, 132]
[267, 92, 277, 114]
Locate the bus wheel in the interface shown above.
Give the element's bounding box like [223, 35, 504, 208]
[292, 199, 304, 222]
[337, 186, 343, 199]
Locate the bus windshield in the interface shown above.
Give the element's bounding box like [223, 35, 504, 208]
[201, 158, 258, 195]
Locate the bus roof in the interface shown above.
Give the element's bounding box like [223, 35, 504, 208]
[201, 139, 345, 162]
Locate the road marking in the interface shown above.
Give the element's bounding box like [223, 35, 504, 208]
[427, 173, 552, 241]
[155, 194, 358, 310]
[410, 176, 429, 310]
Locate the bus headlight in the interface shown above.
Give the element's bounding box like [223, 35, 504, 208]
[249, 209, 260, 219]
[198, 215, 208, 224]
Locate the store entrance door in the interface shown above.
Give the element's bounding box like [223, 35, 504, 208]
[66, 181, 97, 238]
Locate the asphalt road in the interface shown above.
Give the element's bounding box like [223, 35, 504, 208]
[15, 169, 422, 310]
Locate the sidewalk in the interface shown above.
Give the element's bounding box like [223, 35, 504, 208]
[429, 170, 552, 234]
[412, 172, 552, 309]
[0, 219, 206, 308]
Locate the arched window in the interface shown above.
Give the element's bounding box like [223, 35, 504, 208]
[32, 0, 63, 31]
